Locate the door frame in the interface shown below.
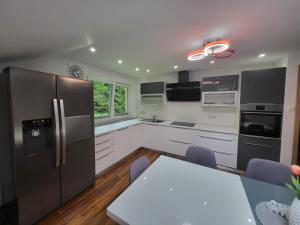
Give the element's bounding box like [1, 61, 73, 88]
[292, 66, 300, 164]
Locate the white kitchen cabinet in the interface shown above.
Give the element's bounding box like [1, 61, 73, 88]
[195, 131, 238, 155]
[142, 124, 165, 151]
[95, 132, 114, 175]
[165, 127, 197, 156]
[129, 125, 142, 151]
[114, 127, 132, 162]
[214, 152, 237, 168]
[195, 130, 238, 168]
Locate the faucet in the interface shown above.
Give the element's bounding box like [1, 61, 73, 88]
[152, 115, 157, 123]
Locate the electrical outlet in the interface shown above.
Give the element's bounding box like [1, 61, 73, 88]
[209, 114, 216, 119]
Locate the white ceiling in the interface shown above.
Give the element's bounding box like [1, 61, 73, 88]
[1, 0, 300, 77]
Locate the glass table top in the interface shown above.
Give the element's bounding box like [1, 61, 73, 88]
[107, 156, 290, 225]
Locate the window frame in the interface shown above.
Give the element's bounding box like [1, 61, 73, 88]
[93, 80, 130, 123]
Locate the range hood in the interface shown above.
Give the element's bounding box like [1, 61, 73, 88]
[166, 71, 201, 101]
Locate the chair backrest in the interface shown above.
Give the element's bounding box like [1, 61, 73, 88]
[129, 156, 150, 184]
[185, 146, 217, 169]
[245, 158, 291, 186]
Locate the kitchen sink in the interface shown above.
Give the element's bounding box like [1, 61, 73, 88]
[141, 119, 165, 123]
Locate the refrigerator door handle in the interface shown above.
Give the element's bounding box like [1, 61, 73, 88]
[53, 99, 61, 167]
[59, 99, 67, 165]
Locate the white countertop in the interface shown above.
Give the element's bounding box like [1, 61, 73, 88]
[95, 118, 238, 136]
[107, 156, 255, 225]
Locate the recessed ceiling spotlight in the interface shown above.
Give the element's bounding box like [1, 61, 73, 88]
[90, 47, 96, 53]
[135, 67, 140, 71]
[118, 59, 123, 64]
[174, 65, 178, 69]
[258, 53, 266, 58]
[210, 60, 215, 64]
[146, 69, 150, 73]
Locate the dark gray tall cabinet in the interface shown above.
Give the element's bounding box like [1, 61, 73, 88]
[238, 67, 286, 170]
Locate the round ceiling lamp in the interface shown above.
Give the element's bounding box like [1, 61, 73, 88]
[187, 49, 208, 61]
[212, 49, 235, 59]
[203, 39, 230, 54]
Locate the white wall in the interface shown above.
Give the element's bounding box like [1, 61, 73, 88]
[280, 52, 300, 165]
[137, 64, 277, 133]
[0, 55, 138, 117]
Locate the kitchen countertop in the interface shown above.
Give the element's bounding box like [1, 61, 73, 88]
[95, 118, 238, 136]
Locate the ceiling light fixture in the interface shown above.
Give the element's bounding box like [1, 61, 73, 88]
[146, 69, 150, 73]
[210, 60, 215, 64]
[258, 53, 266, 58]
[90, 47, 96, 53]
[203, 39, 230, 54]
[187, 49, 208, 61]
[135, 67, 140, 71]
[118, 59, 123, 64]
[174, 65, 178, 69]
[212, 49, 235, 59]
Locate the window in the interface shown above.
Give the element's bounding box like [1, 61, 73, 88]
[93, 81, 113, 118]
[114, 84, 128, 115]
[93, 81, 129, 120]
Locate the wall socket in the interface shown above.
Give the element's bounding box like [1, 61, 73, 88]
[209, 114, 216, 119]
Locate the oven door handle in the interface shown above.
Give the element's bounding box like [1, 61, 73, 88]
[241, 111, 282, 115]
[244, 142, 273, 148]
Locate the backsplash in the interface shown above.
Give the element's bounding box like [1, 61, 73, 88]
[138, 101, 239, 128]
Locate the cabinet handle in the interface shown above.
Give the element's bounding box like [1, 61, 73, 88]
[53, 99, 61, 168]
[168, 139, 191, 145]
[95, 144, 113, 153]
[245, 142, 273, 148]
[96, 152, 112, 161]
[95, 139, 111, 146]
[197, 135, 233, 142]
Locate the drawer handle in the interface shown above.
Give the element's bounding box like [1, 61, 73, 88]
[213, 150, 234, 156]
[168, 139, 192, 145]
[245, 142, 273, 148]
[198, 135, 233, 142]
[96, 152, 112, 161]
[95, 139, 111, 146]
[95, 144, 113, 153]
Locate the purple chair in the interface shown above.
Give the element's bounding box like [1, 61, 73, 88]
[245, 158, 291, 186]
[129, 156, 150, 184]
[185, 146, 217, 169]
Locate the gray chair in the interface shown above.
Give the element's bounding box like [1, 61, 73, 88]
[185, 146, 217, 169]
[245, 158, 291, 186]
[129, 156, 150, 184]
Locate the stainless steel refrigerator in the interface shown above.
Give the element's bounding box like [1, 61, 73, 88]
[0, 67, 95, 225]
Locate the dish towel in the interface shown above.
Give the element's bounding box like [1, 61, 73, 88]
[256, 201, 289, 225]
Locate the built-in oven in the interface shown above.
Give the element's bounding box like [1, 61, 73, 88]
[239, 104, 283, 138]
[237, 104, 283, 170]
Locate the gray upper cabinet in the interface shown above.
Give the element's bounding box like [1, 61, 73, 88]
[140, 82, 165, 94]
[241, 68, 286, 104]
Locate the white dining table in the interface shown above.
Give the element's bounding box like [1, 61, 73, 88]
[107, 155, 294, 225]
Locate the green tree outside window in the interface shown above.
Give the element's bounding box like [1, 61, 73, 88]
[93, 81, 112, 118]
[114, 85, 128, 115]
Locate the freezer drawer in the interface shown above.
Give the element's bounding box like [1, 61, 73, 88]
[237, 135, 281, 170]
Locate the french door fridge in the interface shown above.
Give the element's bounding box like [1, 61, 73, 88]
[0, 67, 95, 225]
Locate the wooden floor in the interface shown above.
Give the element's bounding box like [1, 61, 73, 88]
[39, 148, 161, 225]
